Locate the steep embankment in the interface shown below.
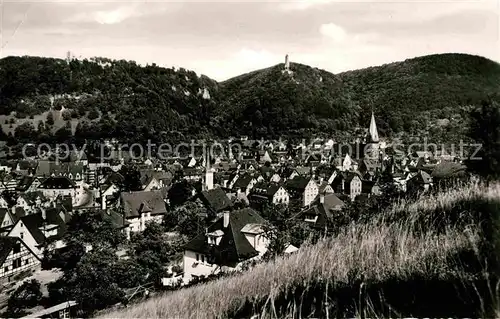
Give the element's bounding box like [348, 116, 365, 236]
[101, 181, 500, 318]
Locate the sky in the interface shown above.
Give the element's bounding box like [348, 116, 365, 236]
[0, 0, 499, 81]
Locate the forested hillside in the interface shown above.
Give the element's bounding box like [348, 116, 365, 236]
[219, 53, 500, 141]
[0, 56, 219, 143]
[0, 53, 499, 143]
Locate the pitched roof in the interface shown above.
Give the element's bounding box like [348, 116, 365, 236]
[199, 187, 233, 213]
[38, 176, 76, 189]
[120, 191, 166, 218]
[250, 182, 283, 198]
[0, 236, 19, 264]
[285, 176, 311, 192]
[233, 174, 255, 189]
[184, 208, 266, 264]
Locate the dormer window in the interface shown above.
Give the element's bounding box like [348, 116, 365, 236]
[207, 230, 223, 245]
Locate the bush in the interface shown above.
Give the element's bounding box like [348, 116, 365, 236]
[6, 279, 43, 316]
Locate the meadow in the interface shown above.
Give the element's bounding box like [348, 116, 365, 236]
[101, 181, 500, 318]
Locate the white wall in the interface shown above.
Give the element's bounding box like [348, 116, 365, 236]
[8, 221, 42, 258]
[0, 242, 40, 282]
[182, 250, 218, 282]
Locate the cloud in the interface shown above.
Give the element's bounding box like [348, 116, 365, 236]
[319, 23, 347, 42]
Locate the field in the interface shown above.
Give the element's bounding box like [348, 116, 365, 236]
[101, 181, 500, 318]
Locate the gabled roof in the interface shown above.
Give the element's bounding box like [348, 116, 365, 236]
[0, 236, 19, 264]
[0, 236, 40, 265]
[199, 187, 232, 213]
[38, 176, 76, 189]
[184, 208, 266, 264]
[233, 174, 255, 189]
[16, 176, 37, 192]
[250, 182, 283, 198]
[120, 191, 166, 218]
[285, 175, 311, 192]
[11, 212, 66, 246]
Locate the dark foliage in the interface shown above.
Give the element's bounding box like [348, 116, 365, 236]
[1, 54, 499, 143]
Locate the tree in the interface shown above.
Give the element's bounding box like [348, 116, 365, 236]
[49, 249, 125, 317]
[88, 108, 99, 120]
[468, 99, 500, 179]
[163, 201, 207, 238]
[118, 164, 142, 192]
[46, 112, 54, 126]
[47, 211, 126, 271]
[6, 279, 43, 317]
[261, 203, 309, 258]
[167, 180, 192, 207]
[14, 122, 35, 141]
[130, 222, 176, 284]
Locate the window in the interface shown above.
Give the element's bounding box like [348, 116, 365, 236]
[25, 259, 29, 265]
[13, 243, 20, 254]
[201, 255, 205, 263]
[12, 258, 21, 269]
[196, 254, 199, 261]
[4, 266, 8, 272]
[20, 232, 24, 240]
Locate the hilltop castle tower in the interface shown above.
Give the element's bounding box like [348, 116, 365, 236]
[282, 54, 292, 75]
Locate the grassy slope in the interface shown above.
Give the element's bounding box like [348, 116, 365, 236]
[101, 181, 500, 318]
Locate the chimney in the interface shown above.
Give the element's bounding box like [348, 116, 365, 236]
[320, 193, 325, 204]
[223, 211, 230, 228]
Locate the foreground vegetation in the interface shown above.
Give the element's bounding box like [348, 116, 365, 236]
[100, 181, 500, 318]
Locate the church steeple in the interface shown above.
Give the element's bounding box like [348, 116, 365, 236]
[369, 111, 379, 143]
[203, 150, 214, 191]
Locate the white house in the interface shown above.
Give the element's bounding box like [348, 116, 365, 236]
[0, 236, 41, 284]
[182, 208, 270, 283]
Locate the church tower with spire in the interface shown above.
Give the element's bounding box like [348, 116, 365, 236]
[368, 111, 379, 144]
[203, 150, 214, 191]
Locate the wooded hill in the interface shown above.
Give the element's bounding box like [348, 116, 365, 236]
[0, 53, 499, 143]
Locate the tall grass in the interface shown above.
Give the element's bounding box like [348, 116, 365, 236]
[100, 181, 500, 318]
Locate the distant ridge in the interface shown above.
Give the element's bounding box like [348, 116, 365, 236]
[0, 53, 499, 141]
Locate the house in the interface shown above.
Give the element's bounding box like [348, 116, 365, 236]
[182, 208, 269, 283]
[119, 190, 167, 236]
[16, 176, 41, 193]
[7, 211, 69, 258]
[278, 167, 299, 181]
[285, 176, 318, 207]
[0, 236, 41, 284]
[16, 192, 49, 214]
[257, 150, 273, 164]
[0, 208, 16, 234]
[99, 183, 120, 210]
[139, 170, 173, 191]
[248, 182, 290, 206]
[19, 300, 78, 319]
[299, 193, 345, 229]
[332, 172, 362, 201]
[318, 181, 334, 194]
[36, 176, 79, 204]
[315, 166, 338, 185]
[232, 174, 258, 196]
[198, 187, 233, 215]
